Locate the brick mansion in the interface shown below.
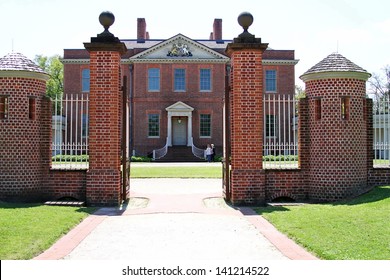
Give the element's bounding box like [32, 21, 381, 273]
[61, 18, 298, 160]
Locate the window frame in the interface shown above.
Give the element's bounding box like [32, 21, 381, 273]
[81, 68, 90, 93]
[174, 68, 186, 92]
[148, 68, 160, 92]
[199, 68, 212, 92]
[148, 113, 160, 138]
[265, 70, 277, 93]
[265, 114, 278, 138]
[199, 113, 212, 138]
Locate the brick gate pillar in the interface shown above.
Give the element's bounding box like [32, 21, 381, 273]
[225, 13, 268, 205]
[84, 12, 127, 206]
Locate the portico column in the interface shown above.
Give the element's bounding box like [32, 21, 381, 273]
[167, 111, 172, 146]
[187, 113, 192, 146]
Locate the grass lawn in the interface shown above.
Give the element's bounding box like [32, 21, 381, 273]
[0, 203, 95, 260]
[256, 186, 390, 260]
[130, 165, 222, 178]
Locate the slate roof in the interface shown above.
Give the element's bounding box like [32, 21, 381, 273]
[0, 52, 47, 74]
[302, 52, 368, 76]
[122, 38, 232, 51]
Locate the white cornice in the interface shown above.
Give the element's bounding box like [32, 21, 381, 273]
[60, 59, 90, 64]
[262, 59, 299, 66]
[300, 71, 371, 82]
[61, 58, 297, 65]
[0, 70, 50, 81]
[128, 58, 229, 64]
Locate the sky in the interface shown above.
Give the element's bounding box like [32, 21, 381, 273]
[1, 0, 389, 88]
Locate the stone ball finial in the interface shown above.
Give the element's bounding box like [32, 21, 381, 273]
[238, 12, 253, 32]
[99, 11, 115, 32]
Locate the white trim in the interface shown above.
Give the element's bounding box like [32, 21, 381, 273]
[262, 59, 299, 66]
[60, 59, 90, 64]
[166, 101, 194, 147]
[0, 70, 49, 81]
[300, 71, 371, 82]
[129, 58, 229, 64]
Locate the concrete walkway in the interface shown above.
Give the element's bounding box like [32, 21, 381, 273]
[35, 178, 318, 260]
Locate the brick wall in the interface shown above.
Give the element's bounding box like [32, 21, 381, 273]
[132, 63, 225, 155]
[265, 170, 307, 201]
[0, 76, 49, 202]
[45, 170, 87, 201]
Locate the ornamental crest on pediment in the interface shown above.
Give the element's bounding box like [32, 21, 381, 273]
[167, 42, 192, 57]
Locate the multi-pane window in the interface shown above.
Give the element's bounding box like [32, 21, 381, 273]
[0, 96, 9, 119]
[82, 114, 89, 138]
[82, 69, 90, 92]
[174, 68, 186, 91]
[200, 69, 211, 91]
[148, 68, 160, 91]
[148, 114, 160, 137]
[265, 115, 278, 137]
[265, 70, 277, 92]
[200, 114, 211, 137]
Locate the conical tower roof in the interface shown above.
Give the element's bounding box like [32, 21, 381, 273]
[0, 52, 49, 81]
[300, 53, 371, 82]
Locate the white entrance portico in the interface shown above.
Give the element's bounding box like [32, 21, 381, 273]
[166, 101, 194, 147]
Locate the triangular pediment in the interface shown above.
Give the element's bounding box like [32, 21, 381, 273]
[166, 101, 194, 112]
[130, 34, 229, 63]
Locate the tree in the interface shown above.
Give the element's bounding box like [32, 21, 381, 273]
[295, 85, 306, 99]
[368, 65, 390, 100]
[34, 55, 64, 100]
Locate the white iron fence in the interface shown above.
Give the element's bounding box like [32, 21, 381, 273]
[263, 94, 298, 169]
[373, 96, 390, 167]
[51, 94, 389, 169]
[51, 94, 89, 170]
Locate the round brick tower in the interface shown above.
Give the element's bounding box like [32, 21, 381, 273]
[300, 53, 371, 202]
[0, 53, 50, 202]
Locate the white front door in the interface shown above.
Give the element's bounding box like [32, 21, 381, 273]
[172, 117, 187, 146]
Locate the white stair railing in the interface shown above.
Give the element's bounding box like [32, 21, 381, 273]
[152, 138, 169, 160]
[192, 142, 205, 159]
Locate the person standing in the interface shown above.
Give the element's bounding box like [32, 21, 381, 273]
[211, 144, 216, 162]
[205, 144, 213, 163]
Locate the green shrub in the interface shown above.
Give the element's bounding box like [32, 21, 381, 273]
[52, 154, 89, 162]
[263, 155, 298, 162]
[131, 156, 152, 162]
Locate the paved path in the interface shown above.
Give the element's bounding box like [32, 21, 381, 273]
[35, 179, 318, 260]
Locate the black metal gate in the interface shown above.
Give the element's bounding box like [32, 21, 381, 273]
[222, 66, 231, 201]
[121, 75, 130, 202]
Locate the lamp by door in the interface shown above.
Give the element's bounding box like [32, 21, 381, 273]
[177, 117, 182, 124]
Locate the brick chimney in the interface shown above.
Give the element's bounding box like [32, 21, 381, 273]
[213, 18, 222, 41]
[137, 18, 147, 42]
